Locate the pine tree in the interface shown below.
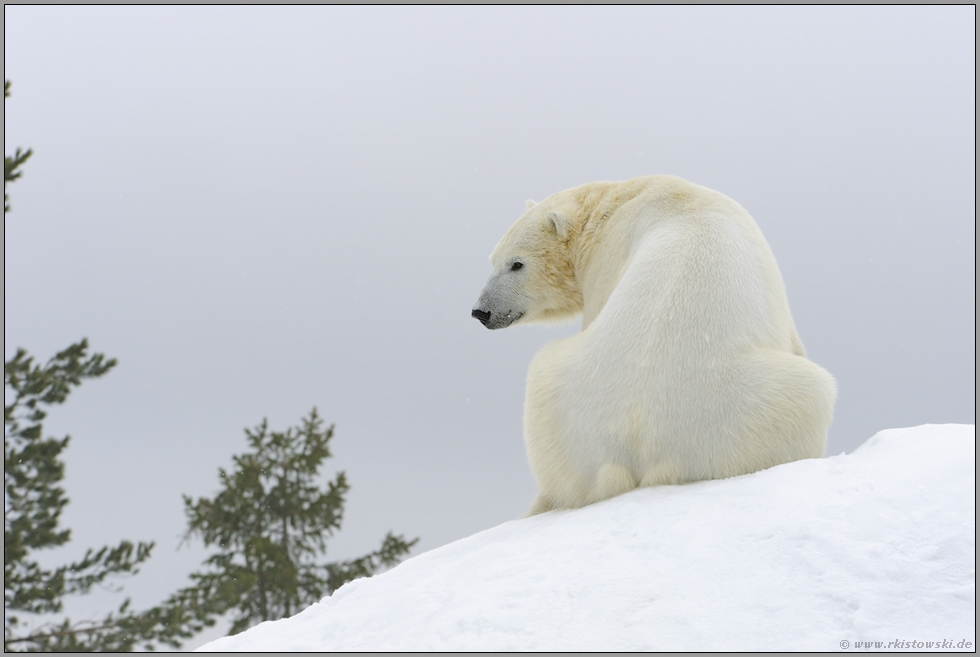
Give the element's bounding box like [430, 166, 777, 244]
[4, 80, 209, 651]
[177, 408, 418, 635]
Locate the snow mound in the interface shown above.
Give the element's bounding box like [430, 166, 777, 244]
[198, 425, 976, 651]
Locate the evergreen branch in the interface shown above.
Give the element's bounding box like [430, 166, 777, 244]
[5, 80, 33, 214]
[325, 532, 420, 593]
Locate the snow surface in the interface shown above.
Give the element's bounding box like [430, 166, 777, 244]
[198, 424, 976, 652]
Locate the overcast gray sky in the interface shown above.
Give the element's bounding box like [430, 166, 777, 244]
[4, 6, 975, 648]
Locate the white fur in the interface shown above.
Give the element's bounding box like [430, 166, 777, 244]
[474, 175, 836, 514]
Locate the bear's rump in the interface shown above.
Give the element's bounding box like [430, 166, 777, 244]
[536, 340, 830, 491]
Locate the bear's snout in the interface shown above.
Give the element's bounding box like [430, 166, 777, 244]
[471, 308, 491, 326]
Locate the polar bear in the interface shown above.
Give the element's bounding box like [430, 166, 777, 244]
[472, 175, 836, 515]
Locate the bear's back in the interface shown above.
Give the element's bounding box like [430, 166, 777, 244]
[580, 176, 797, 359]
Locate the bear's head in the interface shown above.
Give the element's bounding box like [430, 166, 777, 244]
[472, 197, 584, 330]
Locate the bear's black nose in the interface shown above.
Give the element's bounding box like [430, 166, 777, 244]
[471, 308, 491, 325]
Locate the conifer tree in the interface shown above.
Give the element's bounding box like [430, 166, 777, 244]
[3, 343, 211, 650]
[4, 80, 209, 651]
[5, 80, 417, 648]
[177, 408, 418, 635]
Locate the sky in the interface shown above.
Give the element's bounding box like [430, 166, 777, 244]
[4, 6, 976, 648]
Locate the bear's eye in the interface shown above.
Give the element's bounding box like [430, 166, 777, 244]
[510, 262, 524, 272]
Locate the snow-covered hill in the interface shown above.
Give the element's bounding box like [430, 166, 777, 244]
[199, 425, 976, 651]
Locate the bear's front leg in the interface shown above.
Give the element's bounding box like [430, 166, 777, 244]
[523, 334, 591, 510]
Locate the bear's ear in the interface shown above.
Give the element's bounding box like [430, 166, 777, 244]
[526, 199, 536, 210]
[546, 210, 572, 241]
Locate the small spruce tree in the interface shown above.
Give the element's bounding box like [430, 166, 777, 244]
[178, 408, 418, 635]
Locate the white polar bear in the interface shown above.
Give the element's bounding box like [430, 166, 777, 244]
[472, 175, 836, 515]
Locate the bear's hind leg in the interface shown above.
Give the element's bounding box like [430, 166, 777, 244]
[525, 493, 555, 517]
[729, 349, 836, 472]
[592, 463, 637, 503]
